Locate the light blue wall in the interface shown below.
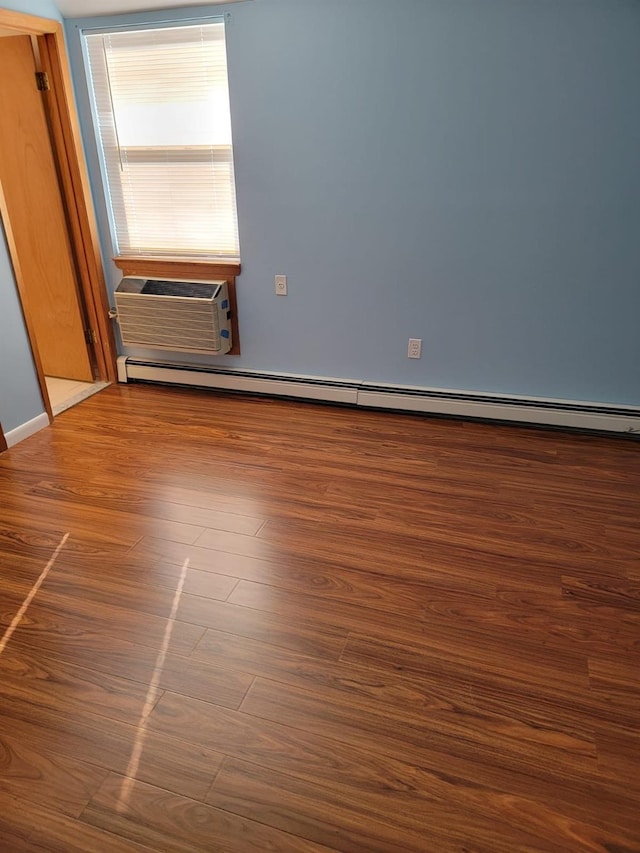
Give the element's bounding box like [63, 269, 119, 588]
[66, 0, 640, 405]
[0, 0, 60, 436]
[2, 0, 60, 16]
[0, 224, 44, 434]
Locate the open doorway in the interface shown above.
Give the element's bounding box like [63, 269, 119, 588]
[0, 9, 116, 421]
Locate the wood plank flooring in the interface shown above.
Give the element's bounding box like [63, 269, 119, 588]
[0, 383, 639, 852]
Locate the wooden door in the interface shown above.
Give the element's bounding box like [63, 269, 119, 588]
[0, 35, 93, 382]
[0, 422, 7, 452]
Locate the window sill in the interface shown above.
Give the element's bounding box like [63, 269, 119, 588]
[113, 256, 241, 355]
[114, 256, 241, 279]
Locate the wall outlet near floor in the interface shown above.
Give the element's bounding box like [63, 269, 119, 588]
[408, 338, 422, 359]
[275, 275, 288, 296]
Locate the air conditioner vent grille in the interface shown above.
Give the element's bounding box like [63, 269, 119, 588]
[141, 280, 220, 299]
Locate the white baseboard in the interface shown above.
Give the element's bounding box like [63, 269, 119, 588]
[5, 412, 50, 448]
[116, 357, 640, 436]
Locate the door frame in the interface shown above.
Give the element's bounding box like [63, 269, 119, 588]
[0, 8, 117, 423]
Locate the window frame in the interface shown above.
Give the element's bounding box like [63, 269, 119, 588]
[80, 17, 241, 264]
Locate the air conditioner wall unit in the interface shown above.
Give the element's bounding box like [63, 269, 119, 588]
[114, 277, 232, 355]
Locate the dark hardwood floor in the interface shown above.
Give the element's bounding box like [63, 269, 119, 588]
[0, 383, 639, 852]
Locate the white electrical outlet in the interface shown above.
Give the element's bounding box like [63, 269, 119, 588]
[275, 275, 288, 296]
[408, 338, 422, 359]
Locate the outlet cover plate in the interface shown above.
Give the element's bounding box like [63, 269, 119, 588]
[408, 338, 422, 359]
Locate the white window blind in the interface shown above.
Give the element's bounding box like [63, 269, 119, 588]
[84, 22, 240, 259]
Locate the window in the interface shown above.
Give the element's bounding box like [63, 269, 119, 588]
[84, 22, 240, 260]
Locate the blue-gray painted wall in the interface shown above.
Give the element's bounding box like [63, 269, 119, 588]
[65, 0, 640, 406]
[0, 224, 44, 433]
[3, 0, 59, 16]
[0, 0, 60, 435]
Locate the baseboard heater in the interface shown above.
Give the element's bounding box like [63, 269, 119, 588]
[116, 357, 640, 435]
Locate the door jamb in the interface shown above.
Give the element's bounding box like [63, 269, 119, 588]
[0, 8, 117, 424]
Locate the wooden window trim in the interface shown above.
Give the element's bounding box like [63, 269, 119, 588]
[114, 256, 240, 279]
[114, 256, 241, 355]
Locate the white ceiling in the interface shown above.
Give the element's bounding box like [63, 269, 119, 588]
[56, 0, 244, 19]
